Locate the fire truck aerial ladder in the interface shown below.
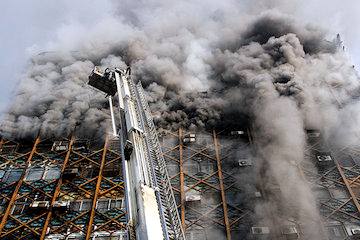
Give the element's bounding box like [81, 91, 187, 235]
[88, 66, 185, 240]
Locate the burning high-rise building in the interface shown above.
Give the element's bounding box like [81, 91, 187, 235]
[1, 0, 360, 239]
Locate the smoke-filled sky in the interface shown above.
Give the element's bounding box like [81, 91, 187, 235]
[0, 0, 359, 116]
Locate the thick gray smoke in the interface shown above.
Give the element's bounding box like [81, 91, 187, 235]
[1, 0, 360, 238]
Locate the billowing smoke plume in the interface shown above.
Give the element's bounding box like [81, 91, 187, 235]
[1, 0, 360, 238]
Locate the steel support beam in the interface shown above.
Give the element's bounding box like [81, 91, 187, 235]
[213, 130, 231, 240]
[1, 212, 47, 238]
[85, 138, 108, 240]
[334, 159, 360, 213]
[40, 136, 75, 240]
[0, 137, 40, 234]
[178, 128, 186, 230]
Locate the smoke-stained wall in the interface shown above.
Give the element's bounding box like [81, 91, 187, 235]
[1, 0, 360, 238]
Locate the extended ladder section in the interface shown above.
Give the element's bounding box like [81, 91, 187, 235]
[91, 67, 185, 240]
[135, 82, 185, 240]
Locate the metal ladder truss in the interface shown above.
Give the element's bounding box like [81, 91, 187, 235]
[129, 79, 185, 240]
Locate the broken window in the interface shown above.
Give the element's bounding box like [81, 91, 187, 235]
[51, 141, 69, 152]
[11, 202, 27, 215]
[72, 140, 89, 152]
[70, 201, 82, 212]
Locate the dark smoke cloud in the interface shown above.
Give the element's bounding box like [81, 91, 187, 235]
[1, 1, 360, 238]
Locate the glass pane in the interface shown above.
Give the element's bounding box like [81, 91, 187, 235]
[111, 232, 125, 240]
[43, 167, 61, 180]
[25, 168, 44, 181]
[110, 199, 122, 209]
[5, 169, 23, 183]
[81, 200, 92, 211]
[97, 199, 109, 212]
[95, 236, 111, 240]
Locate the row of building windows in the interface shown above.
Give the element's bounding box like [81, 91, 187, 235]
[11, 198, 124, 215]
[0, 166, 62, 183]
[45, 231, 126, 240]
[0, 165, 122, 183]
